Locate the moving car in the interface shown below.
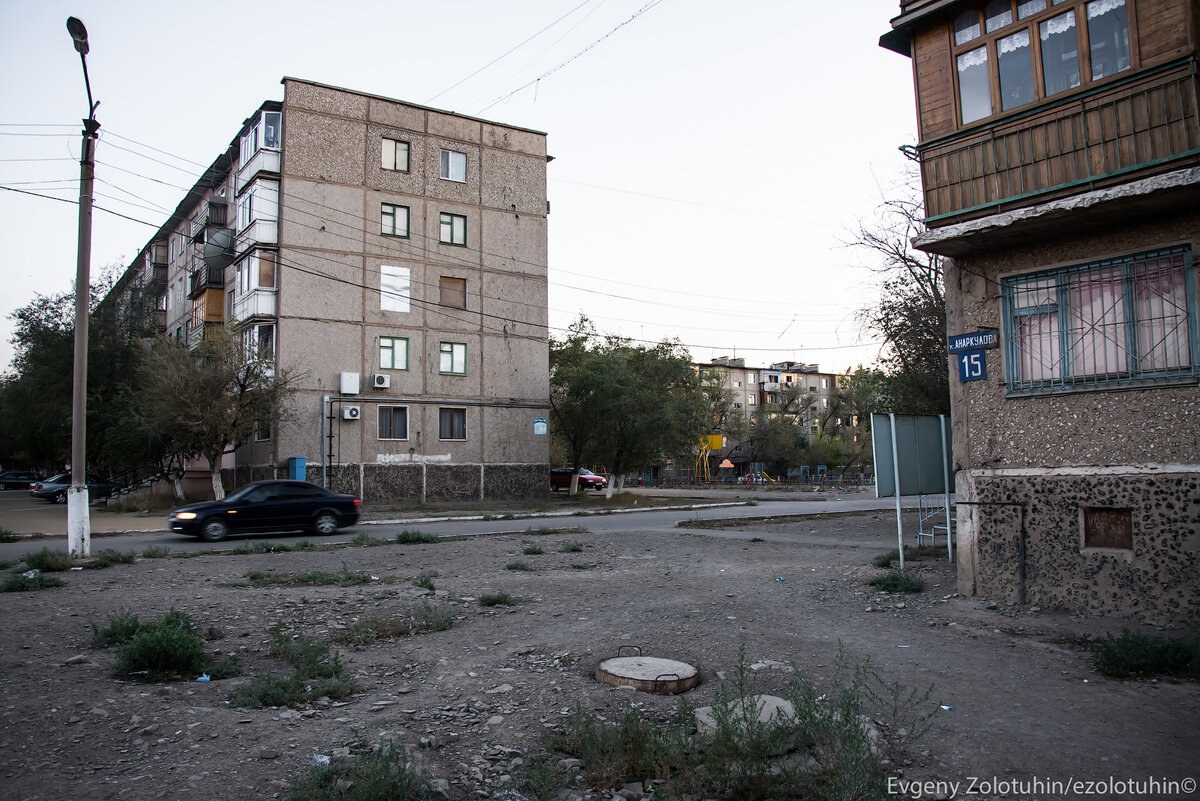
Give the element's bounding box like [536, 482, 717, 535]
[168, 480, 360, 542]
[28, 473, 121, 503]
[0, 470, 42, 490]
[549, 467, 607, 491]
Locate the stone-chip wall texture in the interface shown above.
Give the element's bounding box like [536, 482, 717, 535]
[959, 471, 1199, 624]
[307, 462, 546, 503]
[944, 197, 1200, 625]
[259, 78, 549, 493]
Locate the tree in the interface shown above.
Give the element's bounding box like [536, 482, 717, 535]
[746, 411, 805, 478]
[549, 318, 709, 496]
[853, 183, 950, 416]
[134, 328, 294, 500]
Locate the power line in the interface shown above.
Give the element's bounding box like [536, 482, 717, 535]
[478, 0, 667, 113]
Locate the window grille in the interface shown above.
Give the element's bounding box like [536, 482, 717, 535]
[1002, 246, 1198, 394]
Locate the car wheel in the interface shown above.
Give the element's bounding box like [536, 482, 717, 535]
[200, 518, 228, 542]
[312, 512, 338, 535]
[53, 492, 67, 504]
[550, 482, 559, 492]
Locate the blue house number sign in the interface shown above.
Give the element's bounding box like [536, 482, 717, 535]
[957, 350, 987, 382]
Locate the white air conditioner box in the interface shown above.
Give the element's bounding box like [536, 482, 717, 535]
[372, 373, 391, 389]
[340, 372, 360, 394]
[342, 406, 361, 421]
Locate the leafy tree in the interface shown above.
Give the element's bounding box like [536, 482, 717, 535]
[134, 327, 294, 500]
[746, 411, 805, 478]
[853, 185, 950, 415]
[549, 318, 708, 496]
[824, 367, 885, 476]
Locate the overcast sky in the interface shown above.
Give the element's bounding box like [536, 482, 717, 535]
[0, 0, 917, 376]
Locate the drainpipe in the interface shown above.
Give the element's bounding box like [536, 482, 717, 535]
[320, 395, 329, 488]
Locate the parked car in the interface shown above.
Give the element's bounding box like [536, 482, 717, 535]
[168, 480, 361, 542]
[28, 473, 122, 503]
[549, 467, 607, 491]
[0, 470, 43, 490]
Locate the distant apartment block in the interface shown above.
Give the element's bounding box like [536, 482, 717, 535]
[102, 78, 551, 502]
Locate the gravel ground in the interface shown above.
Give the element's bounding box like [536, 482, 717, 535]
[1, 510, 1196, 801]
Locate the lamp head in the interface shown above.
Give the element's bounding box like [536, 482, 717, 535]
[66, 17, 89, 55]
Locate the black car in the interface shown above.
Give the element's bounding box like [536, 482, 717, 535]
[168, 480, 361, 542]
[28, 473, 121, 503]
[0, 470, 43, 490]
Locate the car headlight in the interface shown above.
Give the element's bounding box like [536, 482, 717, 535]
[175, 512, 197, 520]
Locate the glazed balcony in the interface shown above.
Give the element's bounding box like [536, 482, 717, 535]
[919, 58, 1200, 226]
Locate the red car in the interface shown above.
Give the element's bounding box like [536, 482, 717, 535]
[550, 467, 607, 491]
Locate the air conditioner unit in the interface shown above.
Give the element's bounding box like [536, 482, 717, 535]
[372, 374, 391, 389]
[342, 406, 361, 421]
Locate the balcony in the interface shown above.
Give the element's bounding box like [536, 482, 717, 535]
[232, 288, 277, 321]
[235, 148, 280, 194]
[188, 265, 225, 299]
[761, 382, 781, 393]
[235, 218, 278, 254]
[919, 59, 1200, 226]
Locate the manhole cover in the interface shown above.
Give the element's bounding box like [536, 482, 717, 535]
[595, 656, 700, 694]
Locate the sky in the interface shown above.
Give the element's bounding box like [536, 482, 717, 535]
[0, 0, 918, 377]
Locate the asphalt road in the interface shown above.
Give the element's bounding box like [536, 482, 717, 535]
[0, 488, 922, 561]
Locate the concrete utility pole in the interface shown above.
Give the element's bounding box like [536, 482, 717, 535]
[67, 16, 99, 557]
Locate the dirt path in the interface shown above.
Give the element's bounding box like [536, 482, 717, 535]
[1, 511, 1195, 800]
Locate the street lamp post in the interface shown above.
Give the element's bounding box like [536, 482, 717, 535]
[67, 16, 99, 557]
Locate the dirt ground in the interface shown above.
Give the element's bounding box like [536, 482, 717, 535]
[1, 510, 1196, 801]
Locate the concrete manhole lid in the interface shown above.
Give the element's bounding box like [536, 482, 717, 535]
[595, 656, 700, 694]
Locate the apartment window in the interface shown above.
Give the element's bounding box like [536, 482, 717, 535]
[439, 342, 467, 374]
[243, 323, 275, 361]
[439, 213, 467, 246]
[952, 0, 1130, 125]
[439, 149, 466, 182]
[378, 406, 409, 440]
[380, 265, 410, 313]
[379, 336, 408, 370]
[1002, 246, 1196, 394]
[382, 138, 410, 172]
[439, 407, 467, 440]
[439, 276, 467, 309]
[254, 420, 271, 442]
[240, 110, 282, 162]
[747, 395, 756, 406]
[381, 203, 410, 238]
[237, 251, 276, 294]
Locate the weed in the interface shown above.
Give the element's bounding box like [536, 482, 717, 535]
[522, 544, 545, 555]
[113, 610, 211, 681]
[90, 549, 137, 568]
[570, 564, 595, 571]
[525, 526, 587, 536]
[412, 574, 435, 591]
[90, 610, 142, 648]
[872, 546, 944, 569]
[331, 602, 454, 646]
[749, 537, 765, 543]
[868, 570, 925, 594]
[351, 532, 387, 547]
[286, 739, 435, 800]
[1, 572, 65, 592]
[1091, 629, 1200, 679]
[559, 542, 583, 553]
[292, 540, 318, 551]
[506, 561, 533, 571]
[517, 753, 573, 801]
[0, 559, 18, 570]
[394, 529, 439, 544]
[540, 646, 932, 801]
[229, 626, 356, 708]
[232, 541, 286, 555]
[141, 545, 171, 559]
[22, 548, 74, 572]
[244, 564, 374, 588]
[479, 592, 519, 607]
[0, 528, 20, 543]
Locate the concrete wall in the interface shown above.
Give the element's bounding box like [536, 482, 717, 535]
[946, 203, 1200, 624]
[253, 79, 549, 498]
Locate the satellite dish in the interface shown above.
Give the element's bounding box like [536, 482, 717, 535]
[203, 228, 236, 272]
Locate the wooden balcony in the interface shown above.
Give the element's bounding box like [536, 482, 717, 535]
[919, 58, 1200, 226]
